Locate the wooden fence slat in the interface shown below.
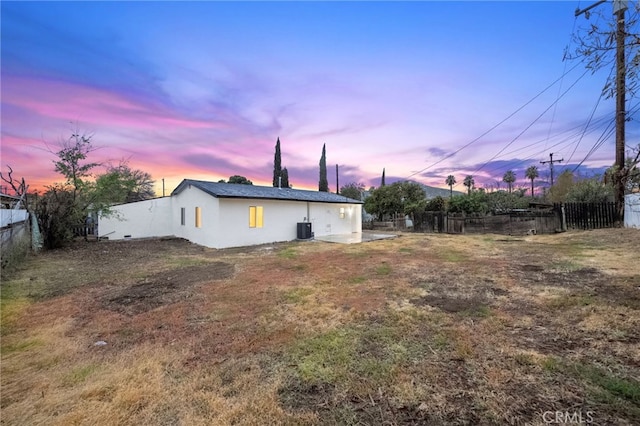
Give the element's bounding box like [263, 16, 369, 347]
[598, 202, 604, 228]
[561, 202, 615, 230]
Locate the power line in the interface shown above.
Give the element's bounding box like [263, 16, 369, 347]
[462, 68, 590, 183]
[563, 89, 606, 166]
[540, 153, 564, 186]
[404, 60, 587, 181]
[570, 100, 640, 172]
[571, 123, 615, 172]
[545, 5, 582, 152]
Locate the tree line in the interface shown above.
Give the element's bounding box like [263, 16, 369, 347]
[362, 143, 640, 221]
[4, 126, 637, 251]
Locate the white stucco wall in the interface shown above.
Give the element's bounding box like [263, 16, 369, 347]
[213, 200, 362, 248]
[625, 193, 640, 229]
[98, 197, 173, 240]
[1, 209, 28, 228]
[171, 186, 221, 248]
[215, 198, 307, 248]
[98, 185, 362, 249]
[309, 203, 361, 237]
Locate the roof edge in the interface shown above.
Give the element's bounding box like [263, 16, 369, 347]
[171, 179, 363, 204]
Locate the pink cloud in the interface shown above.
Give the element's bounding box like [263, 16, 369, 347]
[0, 135, 61, 192]
[3, 75, 224, 131]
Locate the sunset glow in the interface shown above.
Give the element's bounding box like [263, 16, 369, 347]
[2, 1, 638, 195]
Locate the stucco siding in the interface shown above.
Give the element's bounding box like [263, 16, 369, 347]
[215, 200, 362, 248]
[172, 186, 221, 248]
[99, 197, 172, 240]
[98, 184, 362, 249]
[1, 209, 29, 228]
[309, 203, 361, 237]
[215, 198, 306, 248]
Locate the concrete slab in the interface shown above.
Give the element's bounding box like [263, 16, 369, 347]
[314, 231, 397, 244]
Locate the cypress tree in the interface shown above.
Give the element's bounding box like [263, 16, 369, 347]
[281, 167, 290, 188]
[272, 137, 282, 187]
[319, 143, 329, 192]
[381, 168, 386, 186]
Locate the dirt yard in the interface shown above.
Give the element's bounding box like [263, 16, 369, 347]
[2, 229, 639, 425]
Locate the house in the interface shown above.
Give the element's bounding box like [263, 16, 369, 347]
[98, 179, 363, 249]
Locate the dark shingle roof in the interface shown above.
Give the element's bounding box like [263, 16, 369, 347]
[172, 179, 363, 204]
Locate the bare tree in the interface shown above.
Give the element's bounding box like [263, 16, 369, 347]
[569, 2, 639, 223]
[568, 2, 639, 99]
[0, 166, 29, 209]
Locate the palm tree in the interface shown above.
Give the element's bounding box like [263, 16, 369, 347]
[445, 175, 456, 198]
[463, 175, 474, 195]
[503, 170, 516, 193]
[525, 165, 539, 197]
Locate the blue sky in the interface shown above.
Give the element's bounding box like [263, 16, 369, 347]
[2, 1, 638, 194]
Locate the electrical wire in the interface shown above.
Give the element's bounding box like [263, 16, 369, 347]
[545, 3, 582, 152]
[485, 3, 639, 182]
[460, 68, 591, 186]
[403, 60, 587, 181]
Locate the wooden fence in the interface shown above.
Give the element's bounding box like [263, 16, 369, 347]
[445, 212, 559, 235]
[413, 212, 446, 233]
[71, 222, 98, 240]
[412, 210, 559, 235]
[556, 202, 616, 230]
[369, 202, 617, 235]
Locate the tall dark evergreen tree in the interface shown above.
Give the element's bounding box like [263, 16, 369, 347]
[381, 168, 386, 187]
[281, 167, 290, 188]
[272, 137, 282, 187]
[319, 143, 329, 192]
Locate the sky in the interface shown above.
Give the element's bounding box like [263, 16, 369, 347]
[2, 1, 639, 196]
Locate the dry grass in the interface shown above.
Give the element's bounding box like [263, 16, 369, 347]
[2, 229, 639, 425]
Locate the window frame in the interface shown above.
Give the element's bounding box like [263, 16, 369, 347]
[195, 207, 202, 228]
[249, 205, 264, 228]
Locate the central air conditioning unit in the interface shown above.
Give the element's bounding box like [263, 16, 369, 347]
[297, 222, 312, 239]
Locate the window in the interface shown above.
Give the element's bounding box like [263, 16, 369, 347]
[195, 207, 202, 228]
[180, 208, 185, 226]
[249, 206, 263, 228]
[339, 207, 346, 219]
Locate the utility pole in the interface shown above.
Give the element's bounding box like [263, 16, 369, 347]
[541, 153, 564, 187]
[575, 0, 627, 225]
[336, 164, 339, 193]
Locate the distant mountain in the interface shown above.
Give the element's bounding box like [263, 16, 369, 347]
[414, 182, 464, 199]
[360, 181, 464, 202]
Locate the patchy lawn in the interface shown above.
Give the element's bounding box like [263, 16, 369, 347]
[1, 230, 639, 425]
